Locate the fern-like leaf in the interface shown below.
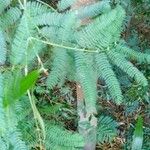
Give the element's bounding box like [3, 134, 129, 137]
[77, 1, 111, 19]
[107, 50, 148, 87]
[10, 12, 30, 65]
[75, 51, 97, 114]
[46, 48, 68, 89]
[9, 129, 28, 150]
[76, 5, 125, 49]
[27, 41, 45, 63]
[27, 1, 52, 17]
[0, 137, 7, 150]
[57, 0, 76, 11]
[0, 0, 10, 14]
[0, 74, 6, 134]
[34, 12, 69, 27]
[45, 123, 84, 149]
[116, 43, 150, 64]
[40, 26, 59, 42]
[97, 116, 118, 143]
[0, 7, 21, 30]
[95, 53, 123, 104]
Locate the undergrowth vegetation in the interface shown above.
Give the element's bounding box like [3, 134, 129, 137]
[0, 0, 149, 150]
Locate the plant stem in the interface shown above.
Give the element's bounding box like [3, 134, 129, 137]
[72, 1, 97, 149]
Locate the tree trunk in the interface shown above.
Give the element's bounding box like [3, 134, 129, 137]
[73, 1, 97, 149]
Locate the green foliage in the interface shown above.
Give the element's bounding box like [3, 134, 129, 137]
[0, 0, 10, 14]
[0, 99, 28, 150]
[26, 1, 52, 17]
[17, 95, 84, 150]
[132, 116, 143, 150]
[0, 30, 6, 64]
[75, 1, 111, 20]
[124, 101, 140, 116]
[0, 0, 149, 149]
[8, 129, 28, 150]
[0, 7, 21, 30]
[76, 5, 125, 49]
[97, 116, 118, 143]
[3, 70, 39, 107]
[95, 52, 122, 104]
[116, 42, 150, 64]
[46, 48, 68, 89]
[75, 51, 97, 114]
[45, 123, 84, 150]
[0, 69, 39, 149]
[0, 74, 6, 134]
[38, 1, 149, 108]
[107, 50, 148, 87]
[58, 0, 76, 11]
[10, 12, 30, 65]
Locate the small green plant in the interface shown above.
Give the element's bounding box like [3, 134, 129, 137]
[132, 116, 143, 150]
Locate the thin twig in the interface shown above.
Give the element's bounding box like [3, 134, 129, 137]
[18, 0, 24, 9]
[36, 53, 48, 74]
[28, 37, 99, 53]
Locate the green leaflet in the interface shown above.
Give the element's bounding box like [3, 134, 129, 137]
[3, 70, 39, 107]
[97, 116, 118, 143]
[0, 0, 10, 14]
[95, 53, 123, 104]
[107, 50, 148, 87]
[45, 123, 84, 149]
[57, 0, 76, 11]
[0, 7, 21, 30]
[76, 5, 125, 49]
[46, 48, 69, 89]
[0, 30, 6, 65]
[39, 104, 63, 116]
[75, 51, 97, 114]
[10, 12, 30, 65]
[77, 1, 111, 19]
[0, 74, 6, 134]
[9, 129, 29, 150]
[115, 42, 150, 64]
[26, 1, 53, 17]
[132, 116, 143, 150]
[19, 70, 39, 97]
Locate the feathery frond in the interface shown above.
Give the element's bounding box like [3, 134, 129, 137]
[97, 116, 118, 143]
[116, 42, 150, 64]
[75, 51, 97, 114]
[76, 5, 125, 49]
[10, 12, 30, 65]
[77, 1, 111, 19]
[0, 74, 6, 134]
[9, 129, 28, 150]
[27, 1, 52, 17]
[0, 7, 21, 30]
[0, 0, 10, 14]
[95, 53, 123, 104]
[58, 0, 76, 11]
[107, 50, 148, 87]
[45, 123, 84, 149]
[46, 48, 69, 89]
